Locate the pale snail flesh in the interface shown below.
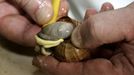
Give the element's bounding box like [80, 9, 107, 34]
[37, 22, 74, 41]
[36, 17, 90, 62]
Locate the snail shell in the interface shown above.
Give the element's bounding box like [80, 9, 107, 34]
[53, 40, 90, 62]
[37, 17, 90, 62]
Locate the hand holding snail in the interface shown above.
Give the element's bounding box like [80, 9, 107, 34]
[1, 0, 88, 62]
[33, 2, 134, 75]
[0, 0, 68, 46]
[1, 1, 134, 75]
[25, 0, 90, 62]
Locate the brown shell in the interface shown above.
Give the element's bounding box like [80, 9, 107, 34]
[37, 16, 90, 62]
[58, 16, 81, 27]
[53, 40, 90, 62]
[52, 17, 90, 62]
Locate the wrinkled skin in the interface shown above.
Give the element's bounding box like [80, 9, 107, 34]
[1, 0, 134, 75]
[0, 0, 68, 46]
[33, 2, 134, 75]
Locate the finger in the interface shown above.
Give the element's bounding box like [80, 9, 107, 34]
[33, 56, 59, 75]
[11, 0, 69, 26]
[11, 0, 53, 26]
[58, 0, 69, 19]
[33, 55, 122, 75]
[33, 56, 83, 75]
[0, 2, 40, 47]
[71, 9, 97, 48]
[0, 14, 41, 47]
[100, 2, 114, 12]
[0, 1, 19, 18]
[84, 59, 120, 75]
[72, 6, 134, 49]
[0, 0, 4, 2]
[84, 8, 97, 20]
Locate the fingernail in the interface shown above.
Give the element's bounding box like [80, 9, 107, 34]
[84, 8, 97, 20]
[101, 2, 114, 12]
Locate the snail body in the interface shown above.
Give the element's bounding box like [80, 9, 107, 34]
[38, 22, 74, 41]
[36, 17, 90, 62]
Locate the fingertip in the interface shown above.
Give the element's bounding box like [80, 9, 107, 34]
[73, 8, 97, 48]
[58, 0, 69, 19]
[33, 56, 59, 72]
[100, 2, 114, 12]
[71, 25, 83, 48]
[84, 8, 97, 20]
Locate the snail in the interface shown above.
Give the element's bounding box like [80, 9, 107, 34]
[32, 0, 90, 62]
[37, 21, 74, 41]
[35, 17, 90, 62]
[53, 40, 90, 62]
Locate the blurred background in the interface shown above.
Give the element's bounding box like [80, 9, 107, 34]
[0, 0, 133, 75]
[68, 0, 134, 20]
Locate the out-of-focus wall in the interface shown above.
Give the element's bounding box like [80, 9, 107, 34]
[68, 0, 134, 20]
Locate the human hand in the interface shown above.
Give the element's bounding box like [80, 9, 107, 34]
[32, 2, 134, 75]
[0, 0, 68, 47]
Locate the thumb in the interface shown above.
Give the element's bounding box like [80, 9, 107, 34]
[12, 0, 53, 25]
[11, 0, 69, 26]
[72, 4, 134, 49]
